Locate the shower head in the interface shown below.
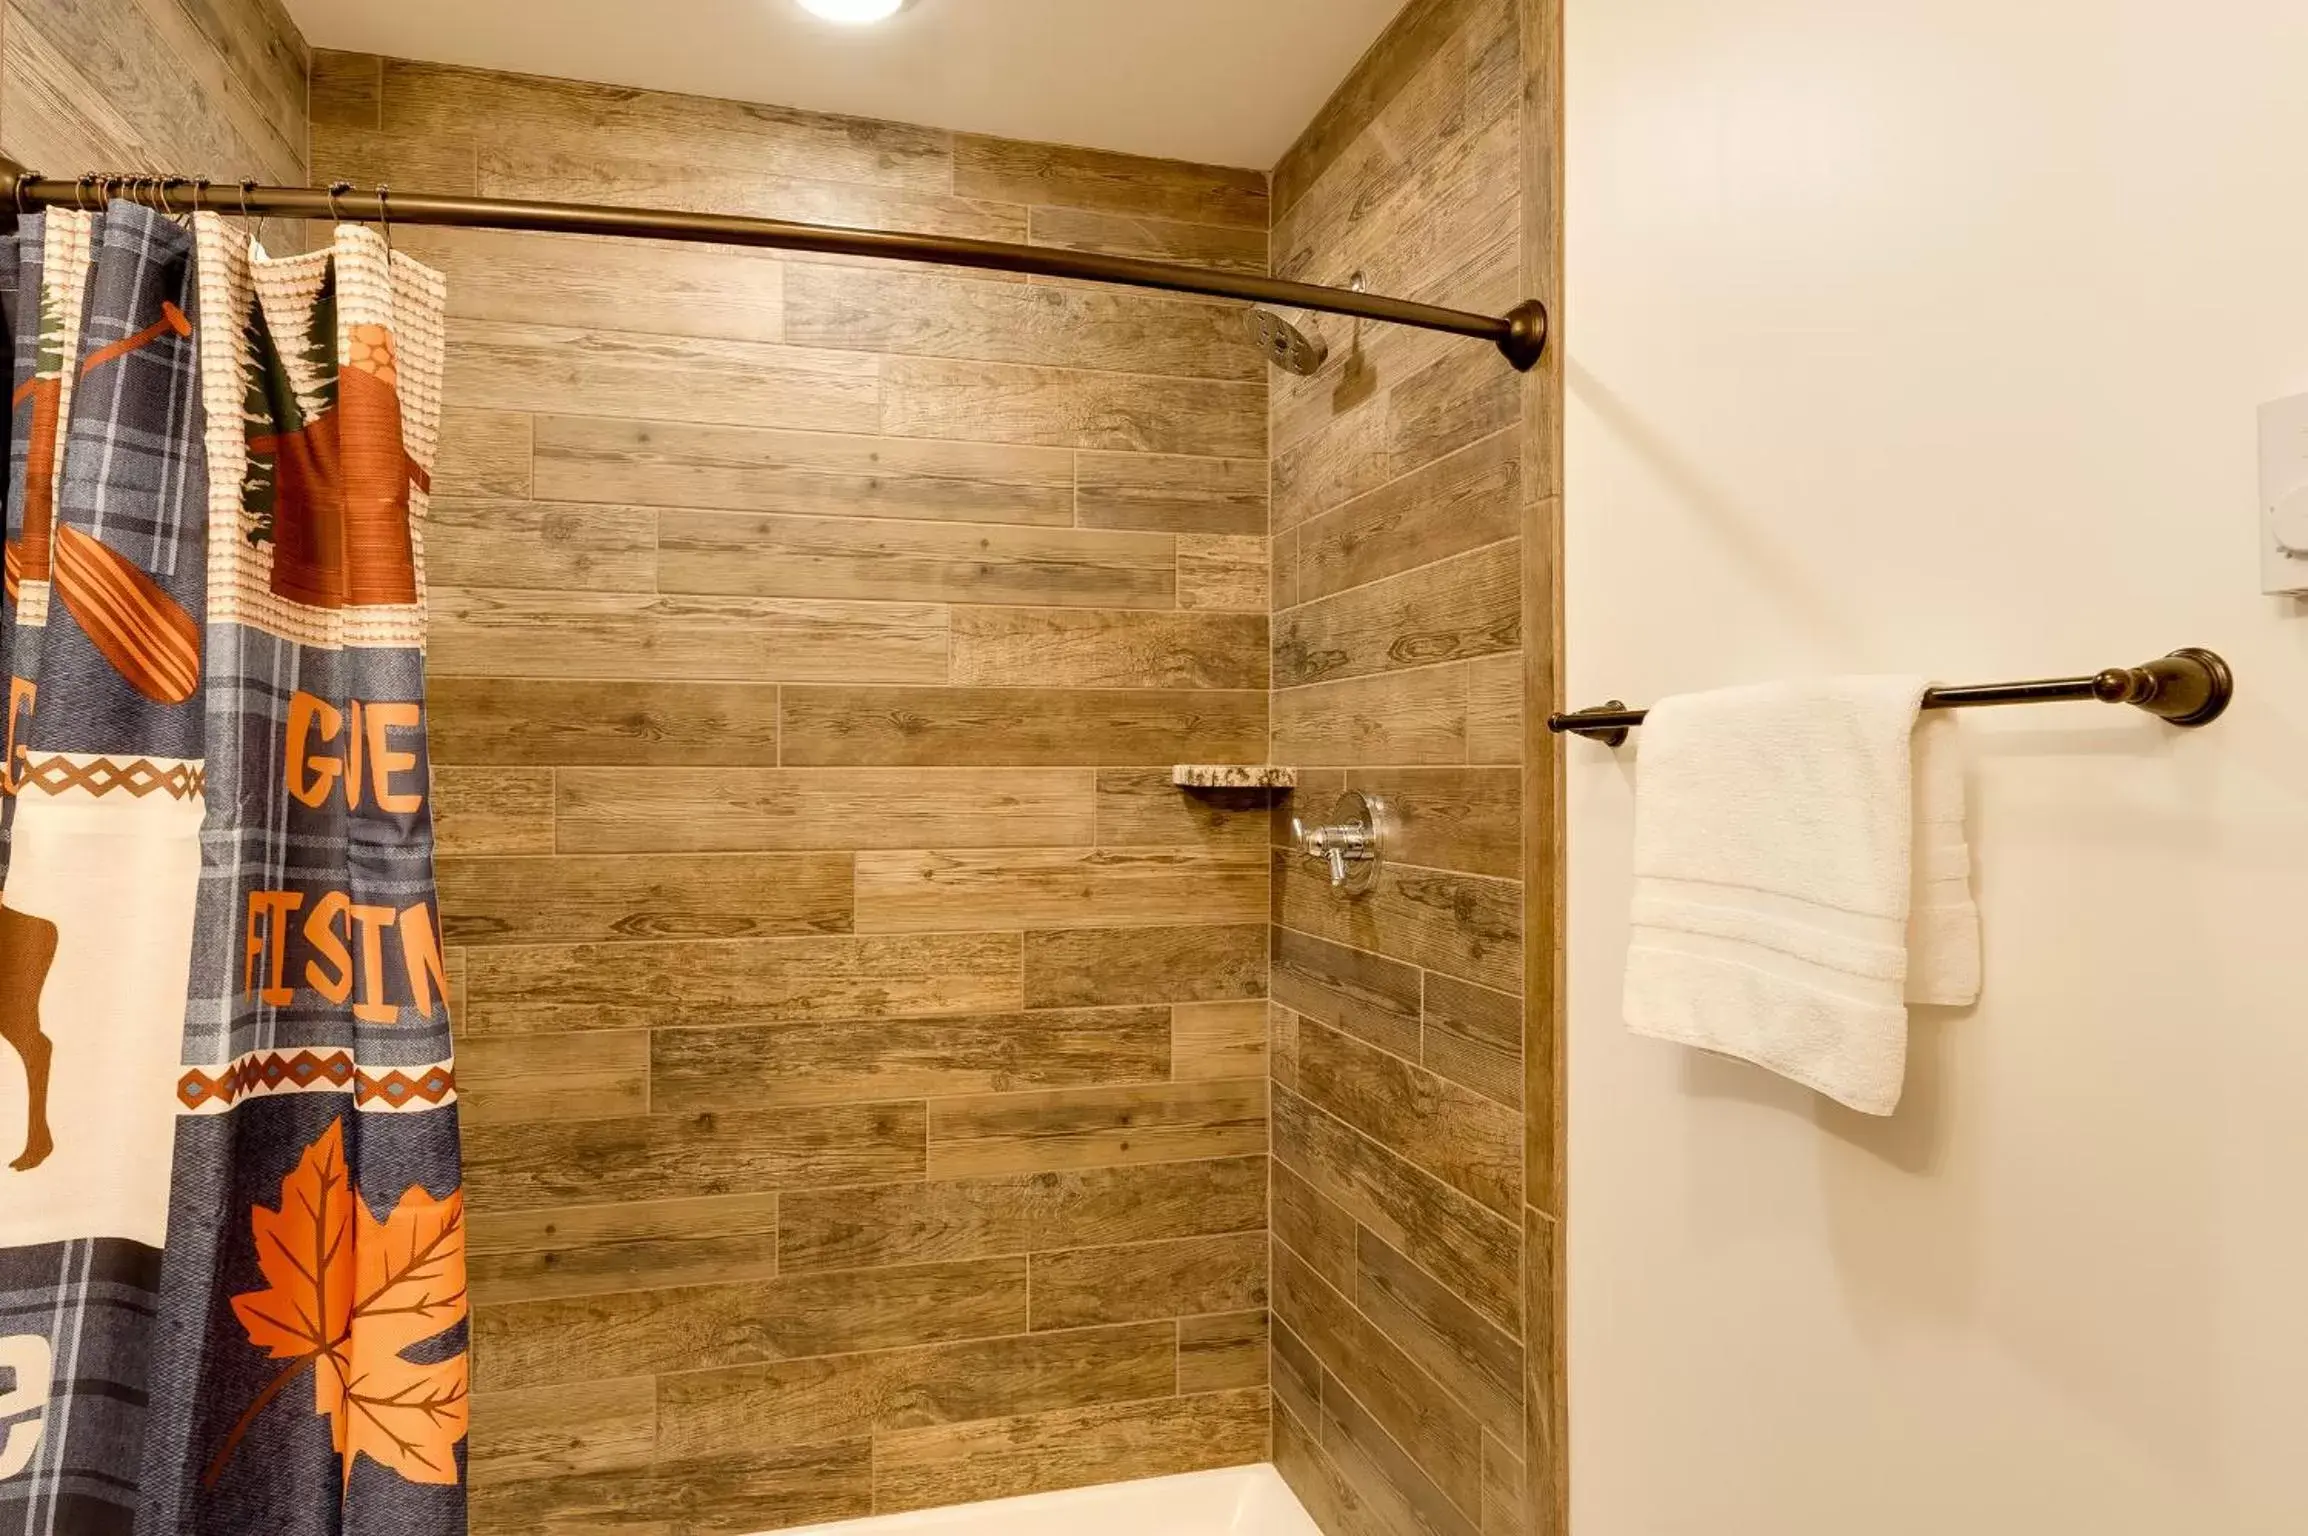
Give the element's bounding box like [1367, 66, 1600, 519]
[1244, 307, 1328, 376]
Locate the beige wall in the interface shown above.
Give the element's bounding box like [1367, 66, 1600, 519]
[312, 50, 1278, 1534]
[1, 0, 307, 184]
[1265, 0, 1562, 1531]
[1565, 1, 2308, 1531]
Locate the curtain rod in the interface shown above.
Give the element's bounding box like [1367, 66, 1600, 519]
[1549, 649, 2236, 746]
[0, 160, 1550, 372]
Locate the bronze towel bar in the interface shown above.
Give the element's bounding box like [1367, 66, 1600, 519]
[0, 158, 1551, 372]
[1549, 648, 2235, 746]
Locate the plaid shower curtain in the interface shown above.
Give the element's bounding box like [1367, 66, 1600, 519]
[0, 202, 464, 1533]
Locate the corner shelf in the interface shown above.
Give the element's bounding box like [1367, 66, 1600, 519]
[1171, 765, 1299, 791]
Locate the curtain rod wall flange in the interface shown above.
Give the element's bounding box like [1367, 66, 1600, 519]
[0, 158, 1552, 373]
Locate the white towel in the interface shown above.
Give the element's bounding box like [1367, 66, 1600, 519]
[1623, 677, 1981, 1115]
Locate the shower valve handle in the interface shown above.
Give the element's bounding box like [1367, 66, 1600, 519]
[1289, 791, 1392, 895]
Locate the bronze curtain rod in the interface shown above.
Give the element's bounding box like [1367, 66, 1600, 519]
[0, 159, 1550, 372]
[1549, 648, 2235, 746]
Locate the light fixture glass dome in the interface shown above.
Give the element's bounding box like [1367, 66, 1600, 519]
[796, 0, 907, 23]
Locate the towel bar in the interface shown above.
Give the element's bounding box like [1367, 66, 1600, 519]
[1548, 648, 2234, 747]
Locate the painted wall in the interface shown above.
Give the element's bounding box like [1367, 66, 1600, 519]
[311, 51, 1279, 1534]
[1, 0, 307, 186]
[1565, 2, 2308, 1531]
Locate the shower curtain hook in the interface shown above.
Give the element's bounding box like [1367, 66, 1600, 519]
[74, 174, 96, 213]
[327, 180, 351, 226]
[239, 179, 270, 249]
[375, 184, 393, 253]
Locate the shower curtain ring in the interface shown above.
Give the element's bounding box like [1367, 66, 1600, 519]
[327, 180, 351, 224]
[75, 174, 97, 212]
[375, 185, 393, 252]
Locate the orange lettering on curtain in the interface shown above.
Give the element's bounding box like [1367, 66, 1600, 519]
[283, 692, 427, 814]
[3, 677, 32, 796]
[243, 890, 450, 1023]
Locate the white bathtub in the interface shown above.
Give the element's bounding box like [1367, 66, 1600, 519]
[775, 1465, 1321, 1536]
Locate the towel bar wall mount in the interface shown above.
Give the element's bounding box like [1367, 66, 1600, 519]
[1548, 648, 2235, 747]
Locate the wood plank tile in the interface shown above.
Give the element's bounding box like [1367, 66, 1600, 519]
[651, 1006, 1171, 1112]
[468, 1378, 656, 1485]
[1273, 1084, 1520, 1333]
[437, 852, 853, 945]
[1271, 1159, 1358, 1294]
[381, 55, 954, 192]
[458, 1030, 649, 1128]
[1271, 926, 1424, 1060]
[785, 263, 1261, 382]
[776, 1156, 1267, 1273]
[446, 319, 880, 433]
[1075, 452, 1269, 536]
[464, 1101, 924, 1217]
[1272, 666, 1471, 767]
[1272, 1001, 1302, 1093]
[882, 356, 1264, 459]
[1296, 1019, 1520, 1217]
[460, 932, 1023, 1037]
[1423, 973, 1523, 1110]
[1027, 205, 1269, 276]
[1272, 0, 1488, 217]
[658, 1322, 1179, 1458]
[186, 0, 310, 136]
[1358, 1226, 1522, 1445]
[1525, 1205, 1563, 1527]
[657, 510, 1176, 609]
[950, 608, 1268, 690]
[1293, 431, 1522, 605]
[1178, 1310, 1270, 1395]
[1271, 1240, 1485, 1519]
[469, 1444, 872, 1536]
[1178, 535, 1269, 612]
[1275, 540, 1520, 689]
[533, 416, 1075, 527]
[434, 409, 533, 499]
[468, 1192, 783, 1306]
[1275, 848, 1522, 994]
[431, 766, 555, 857]
[1485, 1429, 1531, 1536]
[424, 498, 656, 593]
[1094, 768, 1270, 851]
[1467, 652, 1524, 764]
[428, 589, 949, 686]
[780, 686, 1267, 769]
[1391, 350, 1522, 478]
[395, 226, 786, 344]
[1172, 1001, 1270, 1082]
[426, 678, 780, 768]
[1273, 395, 1391, 532]
[474, 1258, 1024, 1390]
[1271, 1320, 1325, 1445]
[474, 133, 1018, 234]
[1346, 767, 1522, 879]
[952, 135, 1269, 229]
[1022, 924, 1267, 1009]
[308, 48, 380, 131]
[1029, 1232, 1266, 1331]
[927, 1079, 1268, 1179]
[553, 767, 1095, 854]
[308, 121, 476, 192]
[872, 1388, 1269, 1514]
[855, 848, 1266, 934]
[1317, 1364, 1483, 1536]
[1272, 1394, 1362, 1536]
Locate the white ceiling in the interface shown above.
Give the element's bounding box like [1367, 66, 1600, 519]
[283, 0, 1410, 169]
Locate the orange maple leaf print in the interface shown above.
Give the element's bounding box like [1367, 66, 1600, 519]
[206, 1119, 471, 1490]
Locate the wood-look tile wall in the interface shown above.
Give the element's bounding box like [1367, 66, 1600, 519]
[308, 52, 1276, 1533]
[1264, 1, 1559, 1532]
[0, 0, 308, 186]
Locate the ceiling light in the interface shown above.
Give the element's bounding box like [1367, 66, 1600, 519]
[795, 0, 907, 23]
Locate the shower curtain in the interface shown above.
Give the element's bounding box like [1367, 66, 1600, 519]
[0, 202, 464, 1533]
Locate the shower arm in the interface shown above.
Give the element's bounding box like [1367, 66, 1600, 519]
[0, 158, 1552, 373]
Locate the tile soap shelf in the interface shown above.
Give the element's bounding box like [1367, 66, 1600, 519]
[1172, 765, 1298, 791]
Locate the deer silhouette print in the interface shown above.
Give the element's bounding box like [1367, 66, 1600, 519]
[0, 903, 58, 1171]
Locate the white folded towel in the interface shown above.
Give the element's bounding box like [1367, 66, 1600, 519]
[1623, 677, 1981, 1115]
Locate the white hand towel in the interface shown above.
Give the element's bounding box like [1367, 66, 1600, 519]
[1623, 678, 1981, 1115]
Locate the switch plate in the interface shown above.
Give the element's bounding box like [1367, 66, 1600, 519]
[2261, 393, 2308, 594]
